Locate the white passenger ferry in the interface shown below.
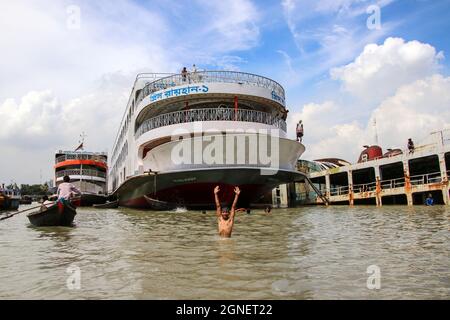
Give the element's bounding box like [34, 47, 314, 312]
[109, 70, 306, 209]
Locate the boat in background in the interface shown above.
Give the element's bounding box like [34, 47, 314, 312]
[93, 199, 119, 209]
[0, 184, 21, 211]
[54, 138, 108, 206]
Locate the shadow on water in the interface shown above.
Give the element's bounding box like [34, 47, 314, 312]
[27, 225, 75, 242]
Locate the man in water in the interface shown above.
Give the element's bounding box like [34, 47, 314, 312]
[425, 193, 434, 206]
[57, 175, 81, 202]
[214, 185, 240, 238]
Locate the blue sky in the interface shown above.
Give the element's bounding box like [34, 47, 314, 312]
[1, 0, 450, 184]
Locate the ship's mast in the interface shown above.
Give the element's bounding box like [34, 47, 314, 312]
[79, 132, 86, 192]
[373, 117, 379, 145]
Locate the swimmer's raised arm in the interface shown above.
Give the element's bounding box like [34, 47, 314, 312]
[214, 186, 221, 217]
[230, 186, 240, 220]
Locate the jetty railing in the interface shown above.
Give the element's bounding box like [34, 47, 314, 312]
[410, 172, 442, 185]
[55, 169, 106, 179]
[135, 108, 287, 138]
[380, 177, 405, 190]
[329, 186, 349, 196]
[352, 182, 377, 194]
[136, 71, 285, 106]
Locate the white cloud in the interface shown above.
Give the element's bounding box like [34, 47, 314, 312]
[291, 37, 449, 163]
[368, 74, 450, 149]
[294, 75, 450, 163]
[288, 101, 366, 161]
[331, 37, 444, 101]
[279, 0, 397, 88]
[0, 0, 263, 184]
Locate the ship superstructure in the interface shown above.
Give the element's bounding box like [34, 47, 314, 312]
[109, 70, 306, 209]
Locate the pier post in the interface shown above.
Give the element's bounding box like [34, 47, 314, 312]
[438, 153, 449, 205]
[374, 165, 382, 207]
[403, 160, 413, 206]
[347, 170, 354, 206]
[325, 173, 331, 204]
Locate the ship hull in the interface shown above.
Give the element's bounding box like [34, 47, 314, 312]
[113, 167, 305, 209]
[80, 193, 107, 206]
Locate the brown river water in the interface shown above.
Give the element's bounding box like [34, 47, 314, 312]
[0, 205, 449, 299]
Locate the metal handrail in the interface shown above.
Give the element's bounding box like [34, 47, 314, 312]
[352, 182, 377, 193]
[135, 108, 287, 139]
[55, 169, 106, 179]
[380, 177, 405, 190]
[136, 71, 286, 106]
[55, 154, 107, 164]
[329, 186, 349, 196]
[410, 172, 442, 185]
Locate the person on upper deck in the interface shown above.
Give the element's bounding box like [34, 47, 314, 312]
[190, 64, 198, 82]
[181, 67, 188, 82]
[408, 138, 415, 154]
[296, 120, 304, 142]
[57, 176, 81, 201]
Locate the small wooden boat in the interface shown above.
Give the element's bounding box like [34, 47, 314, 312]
[20, 196, 33, 205]
[27, 201, 77, 227]
[144, 195, 178, 210]
[93, 199, 119, 209]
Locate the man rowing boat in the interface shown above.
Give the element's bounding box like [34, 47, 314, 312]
[57, 176, 81, 202]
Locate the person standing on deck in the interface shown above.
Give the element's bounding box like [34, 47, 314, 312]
[190, 64, 198, 82]
[181, 67, 188, 82]
[57, 175, 81, 202]
[214, 186, 240, 238]
[408, 138, 415, 154]
[296, 120, 304, 142]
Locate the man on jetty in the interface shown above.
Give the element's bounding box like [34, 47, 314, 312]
[214, 185, 240, 238]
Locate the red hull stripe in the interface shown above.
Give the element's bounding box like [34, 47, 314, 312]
[54, 160, 107, 169]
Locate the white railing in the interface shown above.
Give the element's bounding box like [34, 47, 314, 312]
[56, 169, 106, 179]
[135, 108, 287, 138]
[329, 186, 349, 196]
[352, 182, 377, 193]
[296, 191, 320, 201]
[55, 154, 107, 164]
[410, 172, 442, 185]
[136, 70, 285, 106]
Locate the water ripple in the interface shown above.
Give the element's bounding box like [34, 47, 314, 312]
[0, 205, 449, 299]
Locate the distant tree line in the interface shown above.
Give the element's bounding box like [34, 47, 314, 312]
[19, 184, 51, 196]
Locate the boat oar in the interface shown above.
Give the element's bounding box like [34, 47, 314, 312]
[0, 205, 42, 221]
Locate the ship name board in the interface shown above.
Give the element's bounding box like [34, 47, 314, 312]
[271, 90, 285, 105]
[150, 85, 209, 102]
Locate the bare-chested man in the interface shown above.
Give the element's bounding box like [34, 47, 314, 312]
[214, 185, 240, 238]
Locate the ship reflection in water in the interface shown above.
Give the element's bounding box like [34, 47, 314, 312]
[0, 205, 449, 299]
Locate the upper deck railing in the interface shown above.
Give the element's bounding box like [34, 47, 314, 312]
[55, 153, 108, 164]
[136, 71, 286, 107]
[135, 107, 287, 139]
